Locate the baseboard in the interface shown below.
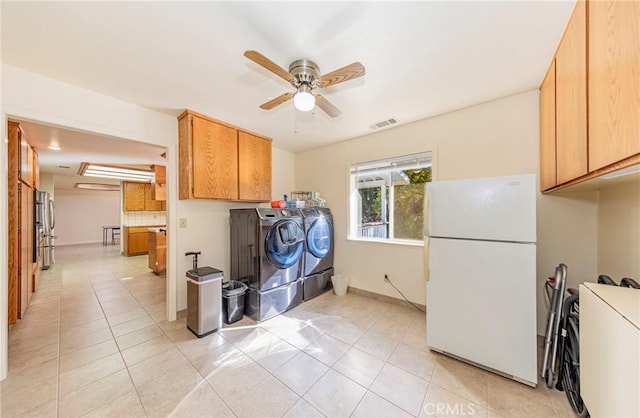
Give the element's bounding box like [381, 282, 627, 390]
[347, 286, 426, 311]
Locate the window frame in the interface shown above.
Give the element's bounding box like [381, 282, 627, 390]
[348, 150, 435, 246]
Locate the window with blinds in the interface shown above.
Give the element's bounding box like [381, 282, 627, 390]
[349, 152, 432, 242]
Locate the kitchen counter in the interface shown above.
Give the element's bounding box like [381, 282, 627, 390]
[123, 225, 165, 256]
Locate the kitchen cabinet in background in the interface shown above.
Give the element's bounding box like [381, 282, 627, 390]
[148, 229, 166, 274]
[178, 109, 272, 202]
[151, 165, 166, 201]
[123, 225, 164, 256]
[123, 181, 166, 211]
[7, 121, 40, 325]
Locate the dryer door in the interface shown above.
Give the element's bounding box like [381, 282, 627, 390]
[307, 217, 332, 258]
[265, 220, 305, 269]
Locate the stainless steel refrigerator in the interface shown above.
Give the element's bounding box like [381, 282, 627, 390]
[425, 174, 537, 386]
[35, 190, 55, 269]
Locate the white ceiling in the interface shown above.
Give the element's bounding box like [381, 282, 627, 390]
[2, 1, 575, 185]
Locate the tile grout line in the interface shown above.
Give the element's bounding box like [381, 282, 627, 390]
[84, 263, 150, 417]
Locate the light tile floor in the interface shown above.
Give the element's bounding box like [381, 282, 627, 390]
[1, 243, 578, 417]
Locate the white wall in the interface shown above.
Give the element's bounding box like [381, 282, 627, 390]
[0, 64, 177, 381]
[174, 147, 296, 310]
[39, 173, 54, 197]
[597, 179, 640, 281]
[54, 189, 120, 245]
[295, 90, 599, 335]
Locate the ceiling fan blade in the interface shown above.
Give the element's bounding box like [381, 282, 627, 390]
[319, 62, 365, 88]
[260, 92, 294, 110]
[315, 95, 342, 118]
[244, 50, 295, 83]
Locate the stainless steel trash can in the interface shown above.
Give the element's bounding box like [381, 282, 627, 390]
[186, 267, 223, 338]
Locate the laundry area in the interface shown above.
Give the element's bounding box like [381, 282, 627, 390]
[2, 1, 639, 417]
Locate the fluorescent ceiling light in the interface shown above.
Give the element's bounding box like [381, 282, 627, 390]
[78, 162, 152, 182]
[601, 165, 640, 180]
[74, 183, 121, 191]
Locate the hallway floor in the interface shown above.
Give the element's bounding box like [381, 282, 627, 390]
[1, 244, 577, 417]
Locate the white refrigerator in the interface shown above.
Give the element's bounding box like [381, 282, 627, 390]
[425, 174, 537, 386]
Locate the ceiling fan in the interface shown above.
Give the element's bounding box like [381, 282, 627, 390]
[244, 50, 365, 118]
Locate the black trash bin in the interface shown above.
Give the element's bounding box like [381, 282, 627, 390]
[222, 280, 248, 324]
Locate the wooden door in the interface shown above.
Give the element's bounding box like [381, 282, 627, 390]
[238, 131, 272, 202]
[555, 0, 587, 184]
[191, 116, 238, 199]
[588, 0, 640, 171]
[8, 122, 20, 324]
[123, 182, 146, 211]
[540, 60, 557, 191]
[19, 183, 30, 317]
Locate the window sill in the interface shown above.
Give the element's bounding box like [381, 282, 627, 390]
[346, 237, 424, 247]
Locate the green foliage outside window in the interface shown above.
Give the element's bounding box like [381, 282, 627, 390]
[394, 167, 431, 240]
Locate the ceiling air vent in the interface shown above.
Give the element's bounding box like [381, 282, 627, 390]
[57, 165, 71, 169]
[369, 117, 399, 130]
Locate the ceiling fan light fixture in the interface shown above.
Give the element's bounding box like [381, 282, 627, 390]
[293, 84, 315, 112]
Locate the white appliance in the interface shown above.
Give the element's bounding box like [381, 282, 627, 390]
[35, 190, 55, 269]
[425, 174, 537, 386]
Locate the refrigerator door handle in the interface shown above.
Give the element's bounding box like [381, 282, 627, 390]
[423, 188, 430, 282]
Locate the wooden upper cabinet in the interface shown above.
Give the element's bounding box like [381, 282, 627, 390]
[179, 110, 238, 200]
[555, 0, 587, 185]
[540, 60, 557, 191]
[123, 181, 166, 211]
[151, 165, 166, 201]
[192, 115, 238, 199]
[178, 109, 272, 202]
[144, 183, 165, 211]
[238, 131, 272, 202]
[588, 0, 640, 171]
[123, 182, 146, 211]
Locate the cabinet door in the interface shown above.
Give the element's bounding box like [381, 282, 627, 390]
[540, 60, 557, 191]
[128, 232, 148, 255]
[238, 131, 272, 202]
[123, 182, 146, 211]
[192, 116, 238, 199]
[19, 184, 29, 317]
[555, 0, 587, 184]
[144, 183, 165, 211]
[20, 132, 34, 186]
[33, 149, 40, 190]
[151, 165, 166, 201]
[8, 122, 20, 325]
[588, 0, 640, 171]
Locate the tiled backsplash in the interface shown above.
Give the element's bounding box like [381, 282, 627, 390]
[123, 211, 166, 226]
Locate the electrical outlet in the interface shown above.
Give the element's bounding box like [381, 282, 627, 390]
[384, 274, 390, 283]
[179, 218, 187, 228]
